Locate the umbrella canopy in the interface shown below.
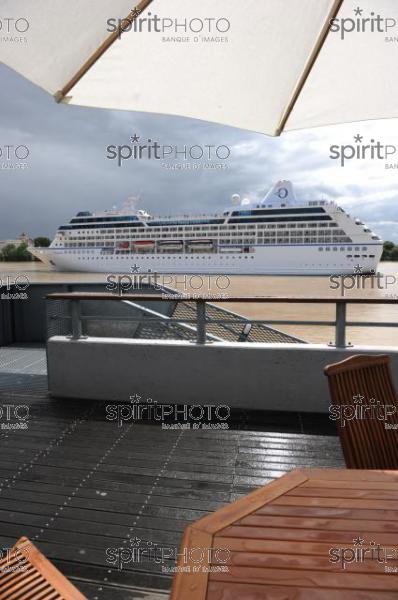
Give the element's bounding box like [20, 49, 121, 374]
[1, 0, 397, 135]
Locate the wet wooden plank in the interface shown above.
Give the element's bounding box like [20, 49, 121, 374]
[217, 524, 398, 545]
[273, 496, 398, 510]
[257, 503, 398, 521]
[207, 582, 398, 600]
[287, 487, 398, 500]
[216, 551, 398, 573]
[236, 514, 398, 533]
[210, 567, 398, 591]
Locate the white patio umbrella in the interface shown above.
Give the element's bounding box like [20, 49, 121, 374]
[1, 0, 397, 135]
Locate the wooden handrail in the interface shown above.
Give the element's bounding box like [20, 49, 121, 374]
[46, 292, 398, 304]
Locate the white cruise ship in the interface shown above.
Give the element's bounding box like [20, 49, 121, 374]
[29, 181, 383, 275]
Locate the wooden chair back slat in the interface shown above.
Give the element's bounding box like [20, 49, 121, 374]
[324, 355, 398, 469]
[0, 538, 86, 599]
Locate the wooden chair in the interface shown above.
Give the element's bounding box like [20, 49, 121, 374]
[324, 354, 398, 469]
[0, 537, 87, 599]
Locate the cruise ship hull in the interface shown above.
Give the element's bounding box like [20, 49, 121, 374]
[31, 244, 383, 275]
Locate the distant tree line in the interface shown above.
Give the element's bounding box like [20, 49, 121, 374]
[381, 241, 398, 261]
[0, 237, 50, 261]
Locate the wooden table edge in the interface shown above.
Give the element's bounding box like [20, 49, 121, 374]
[191, 469, 309, 535]
[299, 468, 398, 481]
[169, 468, 398, 600]
[170, 470, 309, 600]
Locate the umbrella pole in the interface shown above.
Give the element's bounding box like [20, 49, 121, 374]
[54, 0, 154, 103]
[275, 0, 344, 136]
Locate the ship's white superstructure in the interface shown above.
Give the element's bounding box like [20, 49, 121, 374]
[29, 181, 383, 275]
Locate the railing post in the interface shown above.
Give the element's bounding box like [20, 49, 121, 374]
[69, 299, 82, 340]
[238, 323, 252, 342]
[196, 300, 207, 344]
[335, 302, 347, 348]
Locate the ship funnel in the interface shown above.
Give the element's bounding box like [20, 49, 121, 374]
[261, 180, 297, 206]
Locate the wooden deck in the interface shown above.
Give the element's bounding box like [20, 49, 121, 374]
[0, 351, 344, 598]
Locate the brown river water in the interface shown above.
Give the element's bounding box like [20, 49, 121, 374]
[1, 262, 398, 346]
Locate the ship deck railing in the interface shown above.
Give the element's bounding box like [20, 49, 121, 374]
[46, 293, 398, 348]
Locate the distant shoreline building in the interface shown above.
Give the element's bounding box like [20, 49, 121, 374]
[0, 233, 33, 251]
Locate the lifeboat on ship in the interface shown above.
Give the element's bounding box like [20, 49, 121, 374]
[158, 240, 183, 250]
[133, 240, 155, 250]
[187, 239, 214, 250]
[219, 246, 243, 253]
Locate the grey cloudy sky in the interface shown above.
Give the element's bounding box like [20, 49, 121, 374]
[1, 62, 398, 242]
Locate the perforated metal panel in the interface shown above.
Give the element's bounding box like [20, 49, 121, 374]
[45, 290, 305, 344]
[172, 301, 303, 344]
[46, 299, 71, 338]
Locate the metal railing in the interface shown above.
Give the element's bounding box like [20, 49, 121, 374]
[46, 293, 398, 348]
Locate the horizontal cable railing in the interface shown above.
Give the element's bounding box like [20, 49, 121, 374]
[46, 293, 398, 348]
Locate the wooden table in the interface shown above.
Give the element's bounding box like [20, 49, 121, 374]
[170, 469, 398, 600]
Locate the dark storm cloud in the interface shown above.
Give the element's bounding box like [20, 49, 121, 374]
[1, 63, 398, 241]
